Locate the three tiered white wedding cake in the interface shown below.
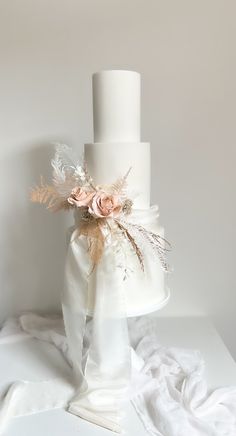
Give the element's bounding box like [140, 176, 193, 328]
[84, 70, 169, 316]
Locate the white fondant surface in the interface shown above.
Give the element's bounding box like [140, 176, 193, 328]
[92, 70, 140, 143]
[84, 142, 150, 209]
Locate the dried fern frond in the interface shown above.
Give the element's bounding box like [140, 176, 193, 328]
[110, 167, 132, 196]
[30, 176, 57, 205]
[81, 158, 96, 190]
[30, 176, 71, 212]
[50, 198, 74, 212]
[116, 220, 144, 271]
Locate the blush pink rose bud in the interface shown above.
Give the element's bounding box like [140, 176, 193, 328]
[67, 187, 95, 207]
[88, 191, 122, 218]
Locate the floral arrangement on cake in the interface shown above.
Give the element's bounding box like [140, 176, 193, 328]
[30, 144, 171, 275]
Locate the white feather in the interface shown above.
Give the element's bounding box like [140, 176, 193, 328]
[51, 143, 78, 197]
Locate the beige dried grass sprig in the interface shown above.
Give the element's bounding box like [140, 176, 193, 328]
[133, 224, 171, 272]
[79, 218, 105, 271]
[116, 220, 144, 271]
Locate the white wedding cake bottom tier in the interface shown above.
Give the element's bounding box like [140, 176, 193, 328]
[60, 204, 170, 430]
[71, 204, 169, 318]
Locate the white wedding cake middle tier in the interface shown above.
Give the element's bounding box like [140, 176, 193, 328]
[84, 141, 150, 210]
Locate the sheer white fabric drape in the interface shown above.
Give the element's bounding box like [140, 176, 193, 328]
[62, 226, 131, 432]
[61, 205, 168, 431]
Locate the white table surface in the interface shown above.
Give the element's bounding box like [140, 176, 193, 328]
[1, 317, 236, 436]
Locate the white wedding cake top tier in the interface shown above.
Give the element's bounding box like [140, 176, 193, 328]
[93, 70, 140, 143]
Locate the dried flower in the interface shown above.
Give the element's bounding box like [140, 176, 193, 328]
[88, 191, 122, 218]
[29, 145, 171, 274]
[67, 187, 95, 207]
[122, 199, 133, 215]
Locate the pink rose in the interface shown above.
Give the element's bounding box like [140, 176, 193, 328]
[88, 191, 122, 218]
[67, 187, 95, 207]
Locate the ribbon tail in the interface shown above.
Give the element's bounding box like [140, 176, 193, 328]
[67, 235, 131, 433]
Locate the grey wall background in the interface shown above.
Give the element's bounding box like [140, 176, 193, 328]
[1, 0, 236, 357]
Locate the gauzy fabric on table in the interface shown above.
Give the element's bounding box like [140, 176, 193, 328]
[0, 314, 236, 436]
[0, 203, 236, 435]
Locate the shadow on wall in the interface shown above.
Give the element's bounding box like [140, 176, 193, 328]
[1, 142, 70, 323]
